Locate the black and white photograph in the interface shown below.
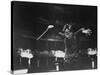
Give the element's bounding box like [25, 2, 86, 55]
[12, 1, 97, 74]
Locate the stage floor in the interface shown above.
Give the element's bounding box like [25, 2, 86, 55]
[12, 54, 97, 73]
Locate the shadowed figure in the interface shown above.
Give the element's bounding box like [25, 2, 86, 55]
[59, 24, 92, 54]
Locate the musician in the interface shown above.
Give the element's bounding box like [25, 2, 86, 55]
[59, 24, 74, 54]
[59, 24, 72, 39]
[59, 23, 92, 51]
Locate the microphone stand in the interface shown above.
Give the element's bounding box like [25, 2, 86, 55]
[36, 25, 53, 68]
[36, 27, 49, 68]
[36, 27, 49, 40]
[36, 25, 54, 40]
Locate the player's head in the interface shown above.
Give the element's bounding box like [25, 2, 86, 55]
[63, 24, 71, 32]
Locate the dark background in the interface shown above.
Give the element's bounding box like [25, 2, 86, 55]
[12, 1, 97, 71]
[12, 1, 97, 48]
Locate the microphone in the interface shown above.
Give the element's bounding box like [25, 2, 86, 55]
[36, 25, 54, 40]
[48, 25, 54, 29]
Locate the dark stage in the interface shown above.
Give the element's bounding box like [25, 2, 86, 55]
[12, 1, 97, 74]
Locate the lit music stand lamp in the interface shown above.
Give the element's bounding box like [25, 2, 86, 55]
[18, 48, 33, 68]
[87, 48, 97, 69]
